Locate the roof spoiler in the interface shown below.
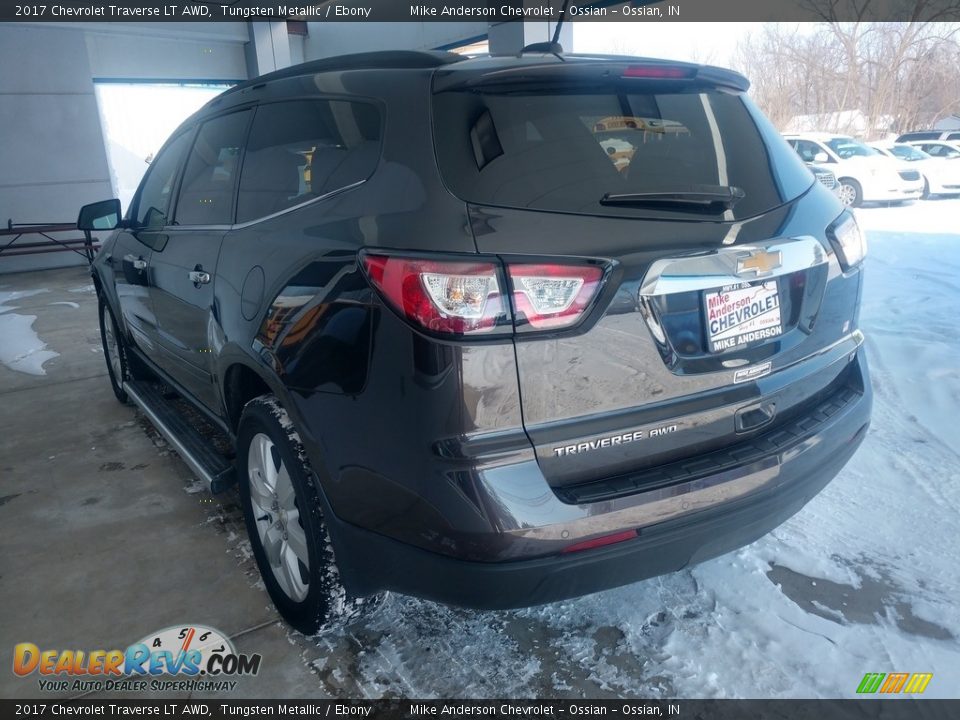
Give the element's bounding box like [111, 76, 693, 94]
[433, 57, 750, 94]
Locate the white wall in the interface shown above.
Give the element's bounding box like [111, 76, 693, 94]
[0, 22, 248, 274]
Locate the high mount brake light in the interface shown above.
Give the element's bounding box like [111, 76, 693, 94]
[361, 255, 605, 337]
[622, 65, 696, 79]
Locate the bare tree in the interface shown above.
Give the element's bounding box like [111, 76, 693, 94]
[732, 20, 960, 138]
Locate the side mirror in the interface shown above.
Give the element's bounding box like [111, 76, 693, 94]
[814, 151, 829, 163]
[77, 199, 121, 231]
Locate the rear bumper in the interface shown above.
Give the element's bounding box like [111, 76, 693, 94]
[326, 351, 872, 610]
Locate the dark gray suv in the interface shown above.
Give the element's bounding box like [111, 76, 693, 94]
[82, 51, 872, 634]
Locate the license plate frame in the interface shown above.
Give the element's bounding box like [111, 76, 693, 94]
[704, 280, 783, 353]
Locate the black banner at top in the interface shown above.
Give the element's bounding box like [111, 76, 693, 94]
[3, 0, 960, 23]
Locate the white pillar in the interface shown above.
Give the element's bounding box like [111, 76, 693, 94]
[249, 21, 293, 75]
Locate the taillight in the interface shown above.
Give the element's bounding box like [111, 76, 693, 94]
[361, 254, 510, 336]
[361, 253, 606, 338]
[509, 264, 604, 331]
[827, 212, 867, 270]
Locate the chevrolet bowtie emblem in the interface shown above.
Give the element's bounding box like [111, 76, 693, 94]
[737, 250, 782, 276]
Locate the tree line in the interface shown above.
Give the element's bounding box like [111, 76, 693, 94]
[732, 21, 960, 139]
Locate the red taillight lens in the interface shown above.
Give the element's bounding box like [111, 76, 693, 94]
[561, 529, 638, 554]
[622, 65, 695, 79]
[362, 254, 509, 336]
[362, 254, 606, 337]
[509, 263, 604, 330]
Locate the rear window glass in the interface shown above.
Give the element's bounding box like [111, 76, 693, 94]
[237, 99, 381, 224]
[433, 87, 811, 221]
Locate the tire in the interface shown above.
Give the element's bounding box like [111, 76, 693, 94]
[98, 296, 131, 404]
[837, 178, 862, 208]
[237, 395, 382, 634]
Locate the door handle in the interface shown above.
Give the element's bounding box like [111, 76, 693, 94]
[124, 254, 148, 271]
[189, 270, 211, 285]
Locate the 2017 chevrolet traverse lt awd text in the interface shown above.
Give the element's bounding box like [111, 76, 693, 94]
[82, 51, 872, 633]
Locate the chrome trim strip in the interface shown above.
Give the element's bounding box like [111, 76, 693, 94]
[124, 382, 217, 493]
[231, 179, 368, 230]
[639, 237, 828, 297]
[159, 179, 369, 234]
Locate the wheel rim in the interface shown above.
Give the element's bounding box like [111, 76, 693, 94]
[248, 432, 310, 601]
[102, 306, 122, 381]
[838, 183, 857, 206]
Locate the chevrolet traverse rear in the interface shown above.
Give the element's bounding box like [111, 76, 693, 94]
[86, 51, 872, 634]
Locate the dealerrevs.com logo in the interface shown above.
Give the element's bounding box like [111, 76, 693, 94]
[13, 624, 262, 693]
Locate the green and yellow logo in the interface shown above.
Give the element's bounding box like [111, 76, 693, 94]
[857, 672, 933, 694]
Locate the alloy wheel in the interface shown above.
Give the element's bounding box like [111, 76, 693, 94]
[838, 183, 857, 206]
[247, 432, 310, 601]
[102, 305, 122, 381]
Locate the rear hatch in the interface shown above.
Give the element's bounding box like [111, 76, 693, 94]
[432, 56, 861, 493]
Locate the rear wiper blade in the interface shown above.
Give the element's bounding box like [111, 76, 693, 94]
[600, 186, 745, 211]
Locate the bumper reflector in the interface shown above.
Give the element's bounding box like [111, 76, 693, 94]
[561, 529, 639, 554]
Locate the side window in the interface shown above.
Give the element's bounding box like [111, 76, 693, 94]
[134, 131, 192, 229]
[236, 99, 381, 224]
[176, 110, 251, 226]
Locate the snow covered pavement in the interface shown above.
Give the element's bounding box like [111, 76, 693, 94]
[310, 198, 960, 699]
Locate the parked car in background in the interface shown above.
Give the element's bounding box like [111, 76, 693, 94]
[896, 130, 960, 143]
[902, 139, 960, 161]
[784, 132, 922, 207]
[869, 142, 960, 198]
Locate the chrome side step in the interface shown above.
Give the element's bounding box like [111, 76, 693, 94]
[124, 380, 235, 493]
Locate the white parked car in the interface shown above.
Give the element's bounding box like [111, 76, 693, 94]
[870, 142, 960, 198]
[784, 133, 923, 207]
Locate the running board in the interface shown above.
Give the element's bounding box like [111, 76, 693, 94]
[124, 380, 235, 493]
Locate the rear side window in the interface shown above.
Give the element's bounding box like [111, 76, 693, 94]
[433, 86, 811, 221]
[176, 110, 251, 226]
[236, 99, 381, 224]
[134, 131, 192, 229]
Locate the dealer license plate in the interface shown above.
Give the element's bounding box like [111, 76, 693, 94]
[705, 280, 783, 352]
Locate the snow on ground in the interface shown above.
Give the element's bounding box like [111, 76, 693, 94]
[0, 288, 59, 375]
[310, 198, 960, 699]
